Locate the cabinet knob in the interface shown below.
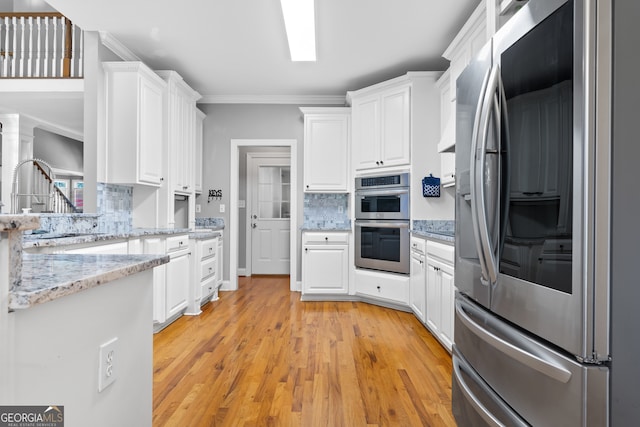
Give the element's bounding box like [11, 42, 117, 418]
[376, 161, 380, 165]
[306, 185, 309, 188]
[305, 248, 308, 252]
[380, 160, 384, 165]
[376, 286, 381, 291]
[325, 237, 328, 241]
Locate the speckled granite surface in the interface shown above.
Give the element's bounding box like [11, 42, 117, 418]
[301, 221, 352, 231]
[411, 220, 455, 243]
[0, 214, 40, 231]
[22, 227, 192, 249]
[189, 230, 222, 240]
[195, 217, 225, 230]
[10, 253, 169, 310]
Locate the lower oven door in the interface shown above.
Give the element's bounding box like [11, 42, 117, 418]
[355, 220, 410, 274]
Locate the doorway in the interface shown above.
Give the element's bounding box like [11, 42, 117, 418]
[247, 153, 291, 275]
[229, 139, 298, 292]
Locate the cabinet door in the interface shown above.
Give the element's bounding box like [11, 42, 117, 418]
[426, 258, 442, 335]
[166, 253, 190, 318]
[304, 114, 350, 192]
[352, 95, 381, 170]
[410, 253, 426, 322]
[144, 237, 167, 324]
[216, 237, 223, 287]
[195, 110, 205, 193]
[138, 75, 164, 185]
[380, 85, 411, 167]
[439, 264, 455, 351]
[302, 245, 349, 294]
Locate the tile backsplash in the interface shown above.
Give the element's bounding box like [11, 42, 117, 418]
[96, 182, 133, 234]
[195, 217, 226, 229]
[303, 193, 350, 229]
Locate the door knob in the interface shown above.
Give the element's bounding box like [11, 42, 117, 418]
[252, 223, 257, 228]
[252, 214, 258, 219]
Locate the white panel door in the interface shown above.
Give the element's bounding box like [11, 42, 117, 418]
[249, 156, 291, 275]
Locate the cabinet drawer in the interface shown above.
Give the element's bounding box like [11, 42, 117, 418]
[201, 257, 217, 280]
[167, 234, 189, 252]
[303, 232, 349, 245]
[427, 240, 454, 265]
[201, 274, 217, 300]
[410, 236, 426, 254]
[201, 239, 217, 260]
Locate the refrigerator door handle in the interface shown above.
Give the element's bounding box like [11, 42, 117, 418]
[475, 65, 500, 286]
[453, 354, 528, 427]
[470, 67, 492, 286]
[456, 299, 572, 383]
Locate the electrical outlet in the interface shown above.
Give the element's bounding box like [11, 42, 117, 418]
[219, 204, 225, 213]
[98, 337, 118, 392]
[195, 204, 201, 213]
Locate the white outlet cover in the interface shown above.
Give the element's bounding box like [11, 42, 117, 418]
[219, 204, 225, 213]
[195, 204, 201, 213]
[98, 337, 118, 392]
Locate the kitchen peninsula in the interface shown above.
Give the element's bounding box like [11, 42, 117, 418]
[0, 214, 169, 427]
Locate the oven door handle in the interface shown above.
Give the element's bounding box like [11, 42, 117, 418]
[355, 188, 409, 197]
[355, 221, 410, 229]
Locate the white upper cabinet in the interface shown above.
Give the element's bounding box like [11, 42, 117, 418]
[439, 2, 488, 154]
[104, 62, 166, 186]
[350, 82, 411, 171]
[156, 71, 201, 196]
[301, 107, 351, 193]
[195, 109, 206, 194]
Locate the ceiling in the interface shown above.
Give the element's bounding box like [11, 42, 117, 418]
[0, 0, 480, 137]
[46, 0, 480, 101]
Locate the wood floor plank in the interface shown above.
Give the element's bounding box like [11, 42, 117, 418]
[153, 275, 455, 426]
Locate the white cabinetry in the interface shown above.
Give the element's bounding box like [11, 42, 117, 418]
[355, 268, 410, 307]
[216, 232, 224, 288]
[301, 107, 351, 192]
[195, 109, 206, 194]
[188, 235, 219, 315]
[350, 82, 411, 170]
[302, 232, 349, 295]
[165, 234, 190, 319]
[156, 70, 201, 196]
[438, 3, 487, 156]
[425, 240, 455, 352]
[143, 233, 190, 329]
[410, 237, 426, 323]
[103, 62, 166, 186]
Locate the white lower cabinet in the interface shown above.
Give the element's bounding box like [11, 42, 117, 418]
[302, 232, 349, 295]
[143, 233, 190, 329]
[188, 235, 219, 314]
[410, 237, 427, 323]
[425, 240, 455, 352]
[355, 268, 410, 306]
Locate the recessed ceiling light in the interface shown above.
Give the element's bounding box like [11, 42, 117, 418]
[280, 0, 316, 62]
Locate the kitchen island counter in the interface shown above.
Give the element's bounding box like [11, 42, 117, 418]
[10, 253, 169, 310]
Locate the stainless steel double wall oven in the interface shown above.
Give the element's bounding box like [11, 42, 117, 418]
[354, 173, 410, 275]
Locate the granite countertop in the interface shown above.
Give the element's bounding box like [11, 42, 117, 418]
[301, 220, 352, 232]
[0, 214, 40, 232]
[410, 229, 455, 243]
[22, 227, 199, 248]
[189, 229, 223, 240]
[9, 253, 169, 310]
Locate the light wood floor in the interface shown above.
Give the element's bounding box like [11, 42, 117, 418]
[153, 275, 455, 426]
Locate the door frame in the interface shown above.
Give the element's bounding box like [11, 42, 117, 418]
[229, 139, 298, 291]
[246, 152, 291, 276]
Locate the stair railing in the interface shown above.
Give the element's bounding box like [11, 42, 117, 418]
[11, 158, 80, 214]
[0, 12, 83, 78]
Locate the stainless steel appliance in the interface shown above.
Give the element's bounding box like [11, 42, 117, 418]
[355, 173, 410, 274]
[453, 0, 612, 425]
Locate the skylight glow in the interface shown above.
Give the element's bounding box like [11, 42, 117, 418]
[280, 0, 316, 62]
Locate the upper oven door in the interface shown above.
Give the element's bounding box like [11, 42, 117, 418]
[355, 188, 410, 220]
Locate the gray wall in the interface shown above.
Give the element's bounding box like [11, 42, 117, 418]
[33, 128, 83, 174]
[198, 103, 321, 282]
[611, 0, 640, 424]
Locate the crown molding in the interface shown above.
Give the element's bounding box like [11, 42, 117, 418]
[99, 31, 140, 61]
[198, 94, 347, 105]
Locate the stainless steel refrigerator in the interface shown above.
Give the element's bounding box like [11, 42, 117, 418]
[452, 0, 613, 425]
